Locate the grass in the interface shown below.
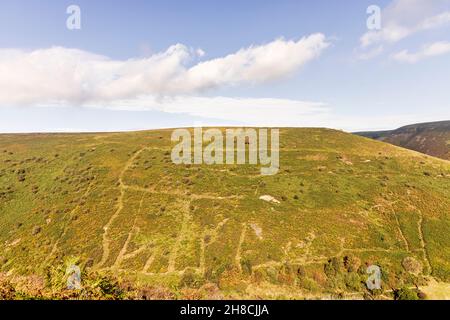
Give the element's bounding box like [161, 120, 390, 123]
[0, 128, 449, 299]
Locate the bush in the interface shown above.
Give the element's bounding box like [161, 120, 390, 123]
[278, 263, 295, 285]
[296, 266, 306, 279]
[240, 258, 252, 276]
[394, 287, 419, 300]
[94, 275, 124, 299]
[417, 291, 427, 300]
[265, 267, 280, 284]
[344, 273, 362, 291]
[343, 255, 361, 273]
[0, 277, 16, 299]
[180, 268, 203, 288]
[325, 275, 346, 291]
[324, 257, 343, 277]
[298, 277, 319, 292]
[402, 257, 423, 275]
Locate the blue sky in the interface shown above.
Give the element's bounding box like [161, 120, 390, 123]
[0, 0, 449, 132]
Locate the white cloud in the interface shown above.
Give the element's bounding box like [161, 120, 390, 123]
[0, 34, 329, 107]
[357, 45, 384, 60]
[392, 41, 450, 63]
[4, 95, 444, 132]
[86, 95, 449, 132]
[359, 0, 450, 50]
[87, 95, 331, 127]
[420, 10, 450, 29]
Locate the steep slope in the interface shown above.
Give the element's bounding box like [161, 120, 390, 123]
[356, 121, 450, 160]
[0, 128, 449, 299]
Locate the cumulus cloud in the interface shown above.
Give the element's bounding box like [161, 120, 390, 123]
[359, 0, 450, 57]
[0, 34, 329, 107]
[392, 41, 450, 63]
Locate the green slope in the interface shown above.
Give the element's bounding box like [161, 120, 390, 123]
[0, 128, 449, 299]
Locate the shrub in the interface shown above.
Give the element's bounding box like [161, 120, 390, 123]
[296, 266, 306, 279]
[94, 275, 124, 299]
[402, 257, 423, 275]
[277, 263, 295, 285]
[180, 268, 202, 288]
[240, 258, 252, 276]
[394, 287, 419, 300]
[0, 277, 16, 299]
[343, 255, 361, 273]
[344, 273, 362, 291]
[324, 257, 343, 277]
[417, 291, 427, 300]
[265, 267, 280, 284]
[325, 274, 346, 291]
[298, 277, 319, 292]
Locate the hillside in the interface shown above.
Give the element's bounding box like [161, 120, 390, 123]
[356, 121, 450, 160]
[0, 128, 449, 299]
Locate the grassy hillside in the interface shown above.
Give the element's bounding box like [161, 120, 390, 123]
[356, 121, 450, 160]
[0, 128, 449, 299]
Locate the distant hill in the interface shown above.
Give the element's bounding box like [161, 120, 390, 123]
[0, 128, 449, 299]
[356, 121, 450, 160]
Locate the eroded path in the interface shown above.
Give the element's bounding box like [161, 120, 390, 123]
[168, 201, 191, 272]
[97, 147, 149, 268]
[405, 194, 432, 275]
[391, 208, 410, 252]
[417, 209, 432, 274]
[235, 223, 247, 272]
[113, 193, 145, 269]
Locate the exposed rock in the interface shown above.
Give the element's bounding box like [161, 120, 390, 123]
[259, 195, 280, 204]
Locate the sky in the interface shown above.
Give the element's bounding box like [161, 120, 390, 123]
[0, 0, 449, 132]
